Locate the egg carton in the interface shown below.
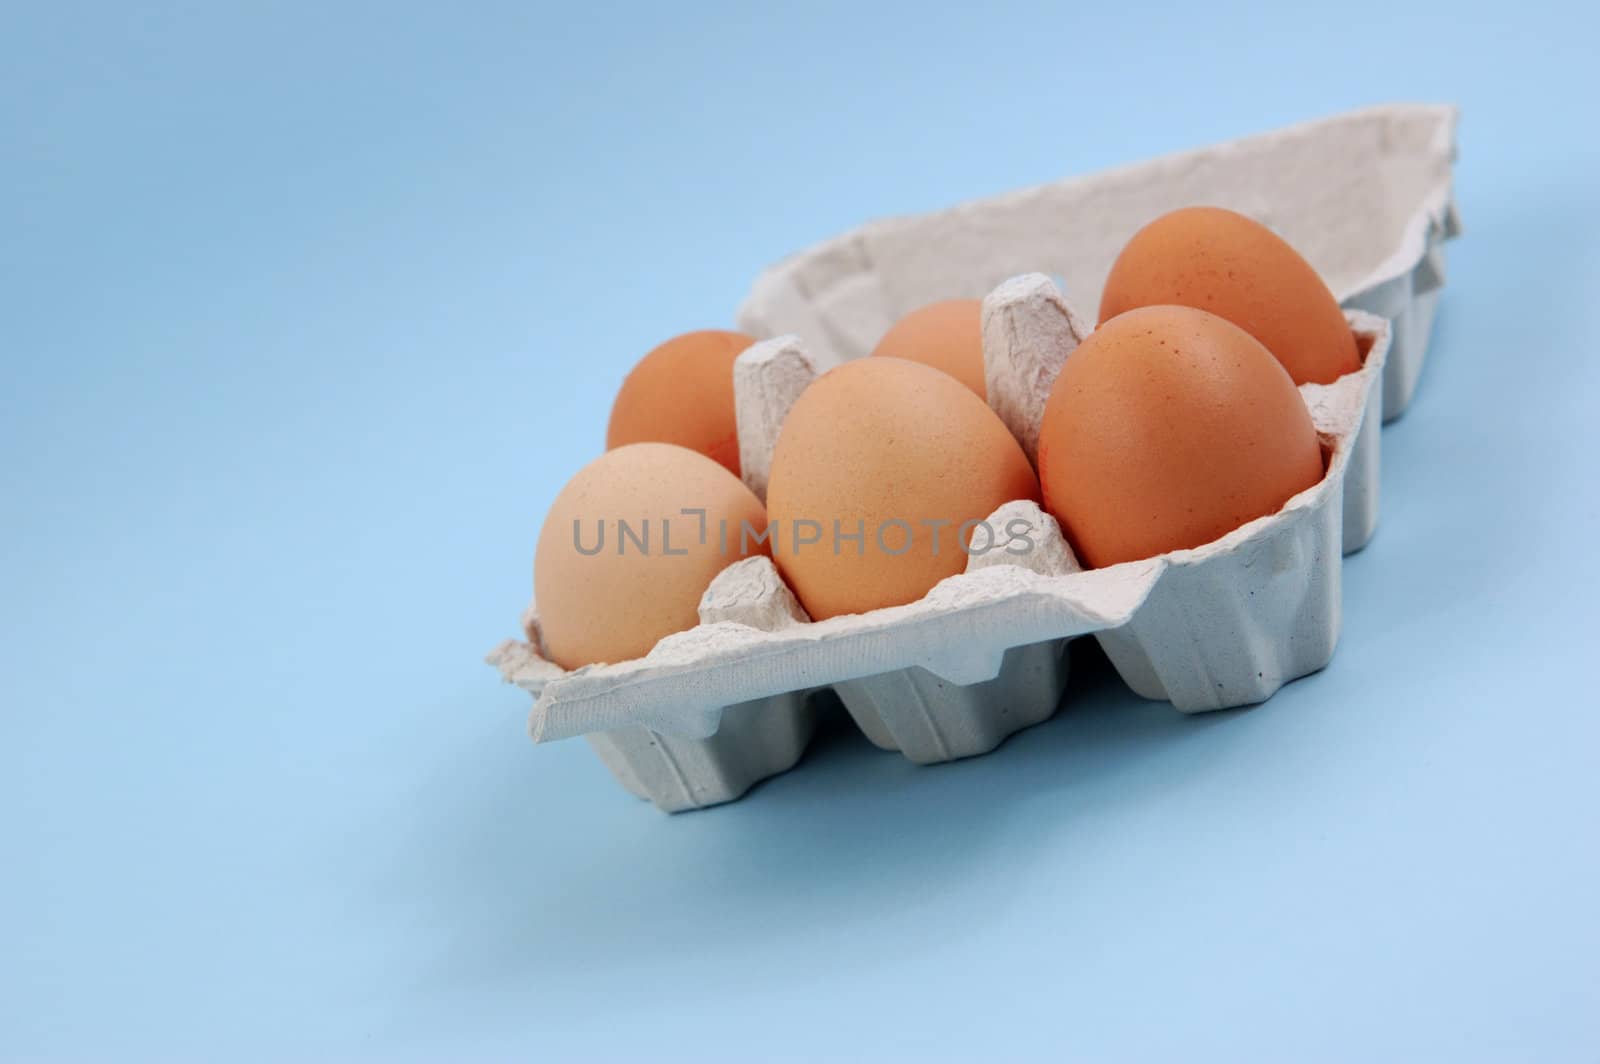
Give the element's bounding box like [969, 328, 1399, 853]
[488, 104, 1458, 812]
[489, 295, 1391, 811]
[736, 102, 1458, 423]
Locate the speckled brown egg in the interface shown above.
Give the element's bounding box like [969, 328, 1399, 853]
[606, 329, 756, 475]
[534, 443, 768, 669]
[765, 357, 1038, 620]
[1098, 206, 1361, 385]
[870, 298, 987, 398]
[1038, 305, 1324, 568]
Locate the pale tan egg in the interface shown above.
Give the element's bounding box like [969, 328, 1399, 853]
[534, 443, 767, 669]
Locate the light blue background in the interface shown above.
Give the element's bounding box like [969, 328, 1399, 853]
[4, 1, 1598, 1060]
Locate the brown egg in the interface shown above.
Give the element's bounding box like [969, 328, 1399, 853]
[534, 443, 768, 669]
[870, 298, 987, 398]
[766, 357, 1038, 620]
[606, 329, 757, 475]
[1038, 305, 1324, 568]
[1098, 206, 1361, 385]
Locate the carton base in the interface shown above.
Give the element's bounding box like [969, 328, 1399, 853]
[586, 691, 816, 812]
[833, 639, 1070, 763]
[1094, 480, 1342, 712]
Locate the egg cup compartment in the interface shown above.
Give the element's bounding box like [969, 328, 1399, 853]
[833, 638, 1070, 764]
[1016, 308, 1383, 712]
[584, 690, 816, 812]
[1093, 462, 1342, 710]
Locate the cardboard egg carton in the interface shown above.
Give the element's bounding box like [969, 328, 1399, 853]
[488, 103, 1457, 811]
